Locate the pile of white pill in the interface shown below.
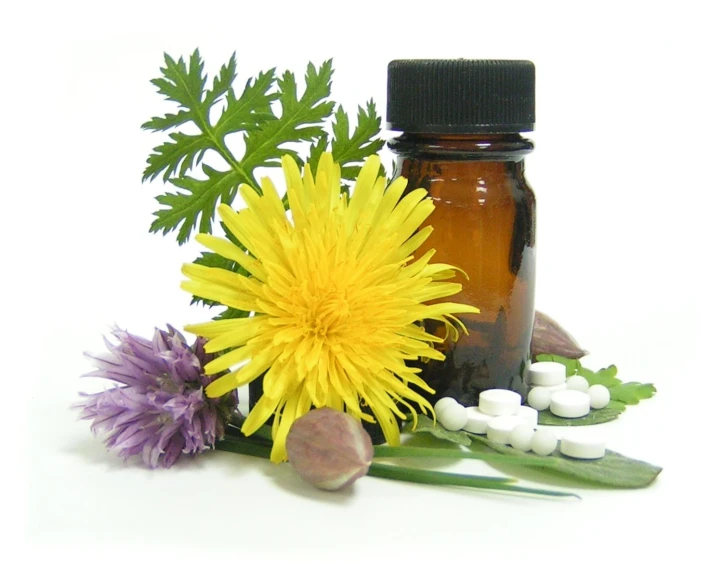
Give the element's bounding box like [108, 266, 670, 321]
[435, 390, 567, 456]
[433, 360, 612, 460]
[527, 361, 611, 416]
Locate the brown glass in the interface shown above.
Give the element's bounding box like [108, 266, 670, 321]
[389, 133, 536, 407]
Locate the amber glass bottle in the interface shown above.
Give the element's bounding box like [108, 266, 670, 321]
[387, 60, 536, 407]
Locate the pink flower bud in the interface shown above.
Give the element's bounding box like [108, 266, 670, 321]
[532, 311, 588, 359]
[286, 408, 374, 491]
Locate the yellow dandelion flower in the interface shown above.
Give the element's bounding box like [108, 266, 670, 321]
[181, 153, 479, 462]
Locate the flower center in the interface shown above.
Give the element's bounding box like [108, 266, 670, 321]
[302, 290, 350, 340]
[157, 412, 174, 426]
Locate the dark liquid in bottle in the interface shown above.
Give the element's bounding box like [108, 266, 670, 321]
[392, 134, 536, 407]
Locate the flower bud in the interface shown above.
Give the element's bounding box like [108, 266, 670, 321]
[531, 310, 588, 359]
[286, 408, 374, 491]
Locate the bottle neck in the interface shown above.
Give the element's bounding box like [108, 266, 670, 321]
[388, 133, 533, 162]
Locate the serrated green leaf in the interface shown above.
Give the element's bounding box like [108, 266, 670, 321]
[214, 307, 251, 321]
[151, 165, 243, 243]
[609, 382, 657, 405]
[470, 434, 662, 488]
[242, 60, 335, 171]
[596, 364, 618, 379]
[215, 69, 278, 138]
[193, 250, 239, 271]
[403, 414, 472, 446]
[142, 50, 279, 242]
[152, 50, 206, 111]
[141, 110, 194, 132]
[308, 133, 329, 175]
[331, 100, 385, 182]
[143, 52, 385, 249]
[582, 365, 622, 388]
[636, 383, 657, 400]
[202, 53, 237, 116]
[143, 132, 213, 182]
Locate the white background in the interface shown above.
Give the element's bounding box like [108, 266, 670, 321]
[4, 0, 723, 561]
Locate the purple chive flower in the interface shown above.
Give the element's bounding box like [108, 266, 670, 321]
[74, 325, 238, 469]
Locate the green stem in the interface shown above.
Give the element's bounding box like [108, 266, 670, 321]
[226, 420, 274, 443]
[186, 103, 259, 191]
[373, 445, 557, 468]
[367, 463, 579, 499]
[215, 436, 271, 459]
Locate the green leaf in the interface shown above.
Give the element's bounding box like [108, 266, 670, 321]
[635, 383, 657, 400]
[151, 50, 206, 110]
[609, 382, 657, 405]
[141, 110, 193, 132]
[192, 250, 240, 271]
[374, 445, 558, 468]
[202, 53, 238, 117]
[536, 403, 626, 426]
[143, 50, 279, 243]
[403, 415, 472, 446]
[308, 132, 329, 175]
[582, 365, 622, 388]
[242, 60, 335, 171]
[470, 435, 662, 488]
[367, 463, 578, 498]
[143, 52, 385, 248]
[215, 68, 277, 138]
[330, 101, 385, 182]
[151, 165, 243, 243]
[213, 307, 251, 321]
[143, 132, 214, 182]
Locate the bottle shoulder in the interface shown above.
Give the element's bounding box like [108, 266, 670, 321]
[388, 133, 533, 162]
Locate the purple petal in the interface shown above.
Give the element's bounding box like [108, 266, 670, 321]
[162, 435, 185, 468]
[142, 441, 163, 469]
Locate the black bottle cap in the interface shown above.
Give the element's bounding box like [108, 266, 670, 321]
[387, 59, 535, 134]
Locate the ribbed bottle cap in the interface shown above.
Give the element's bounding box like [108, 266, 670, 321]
[387, 59, 535, 133]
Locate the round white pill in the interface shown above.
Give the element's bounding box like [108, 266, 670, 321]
[478, 389, 522, 416]
[528, 361, 567, 386]
[462, 407, 494, 434]
[561, 436, 606, 460]
[531, 428, 558, 456]
[510, 424, 536, 452]
[517, 405, 539, 426]
[526, 386, 552, 411]
[486, 415, 523, 444]
[566, 375, 590, 392]
[434, 397, 458, 414]
[588, 384, 611, 409]
[550, 390, 591, 418]
[436, 402, 468, 431]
